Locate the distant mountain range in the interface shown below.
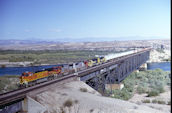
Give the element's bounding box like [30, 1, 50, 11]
[0, 39, 170, 50]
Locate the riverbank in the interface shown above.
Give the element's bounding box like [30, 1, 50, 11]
[0, 50, 112, 68]
[0, 60, 57, 68]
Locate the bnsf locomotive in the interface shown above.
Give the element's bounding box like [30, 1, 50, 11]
[19, 57, 106, 87]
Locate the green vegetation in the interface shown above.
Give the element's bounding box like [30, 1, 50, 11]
[152, 99, 158, 103]
[0, 75, 19, 93]
[147, 90, 159, 97]
[157, 100, 166, 104]
[80, 88, 88, 92]
[167, 101, 171, 105]
[63, 99, 73, 107]
[108, 69, 170, 100]
[0, 50, 113, 64]
[142, 99, 151, 103]
[149, 99, 168, 105]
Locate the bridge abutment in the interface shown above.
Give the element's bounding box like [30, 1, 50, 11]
[105, 83, 124, 90]
[21, 96, 46, 113]
[139, 63, 147, 71]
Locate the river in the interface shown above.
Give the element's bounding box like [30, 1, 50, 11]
[0, 62, 171, 76]
[0, 64, 60, 76]
[147, 62, 171, 71]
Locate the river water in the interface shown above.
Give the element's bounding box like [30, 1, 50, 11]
[0, 62, 171, 76]
[147, 62, 171, 71]
[0, 64, 60, 76]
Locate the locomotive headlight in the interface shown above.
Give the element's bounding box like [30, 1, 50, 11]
[24, 81, 28, 85]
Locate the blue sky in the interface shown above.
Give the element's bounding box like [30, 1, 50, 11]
[0, 0, 170, 41]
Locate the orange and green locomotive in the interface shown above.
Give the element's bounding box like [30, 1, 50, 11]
[19, 66, 62, 87]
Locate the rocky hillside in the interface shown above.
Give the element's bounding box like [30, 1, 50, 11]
[148, 49, 171, 62]
[34, 81, 169, 113]
[0, 39, 170, 50]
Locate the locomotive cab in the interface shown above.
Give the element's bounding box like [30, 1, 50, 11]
[19, 72, 33, 87]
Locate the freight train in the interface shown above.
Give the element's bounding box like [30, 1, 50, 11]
[19, 48, 149, 87]
[19, 57, 107, 87]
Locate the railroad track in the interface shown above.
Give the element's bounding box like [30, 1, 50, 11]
[0, 74, 76, 108]
[0, 48, 151, 108]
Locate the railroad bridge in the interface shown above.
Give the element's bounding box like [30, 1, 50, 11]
[0, 48, 151, 113]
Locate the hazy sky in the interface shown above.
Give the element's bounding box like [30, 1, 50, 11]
[0, 0, 170, 41]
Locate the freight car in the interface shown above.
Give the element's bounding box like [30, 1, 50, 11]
[87, 57, 106, 67]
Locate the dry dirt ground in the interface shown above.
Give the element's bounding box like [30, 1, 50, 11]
[129, 86, 171, 113]
[34, 81, 170, 113]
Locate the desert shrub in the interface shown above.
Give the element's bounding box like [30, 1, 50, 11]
[137, 85, 148, 94]
[152, 99, 158, 103]
[157, 100, 166, 104]
[167, 101, 171, 105]
[63, 99, 73, 107]
[80, 88, 88, 92]
[8, 83, 18, 91]
[0, 77, 11, 92]
[147, 89, 159, 97]
[111, 88, 133, 100]
[152, 99, 167, 105]
[142, 99, 151, 103]
[150, 82, 165, 94]
[90, 109, 94, 112]
[156, 85, 165, 93]
[74, 100, 78, 104]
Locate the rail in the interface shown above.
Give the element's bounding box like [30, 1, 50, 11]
[0, 74, 76, 107]
[0, 48, 151, 107]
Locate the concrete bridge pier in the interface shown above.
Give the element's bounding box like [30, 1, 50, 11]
[139, 63, 147, 71]
[20, 96, 46, 113]
[104, 68, 124, 91]
[21, 97, 28, 112]
[105, 83, 124, 91]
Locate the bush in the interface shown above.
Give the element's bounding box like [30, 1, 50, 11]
[80, 88, 88, 92]
[157, 86, 165, 93]
[147, 89, 159, 97]
[142, 99, 151, 103]
[137, 85, 148, 94]
[111, 88, 133, 100]
[167, 101, 171, 105]
[157, 100, 166, 104]
[63, 99, 73, 107]
[152, 99, 158, 103]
